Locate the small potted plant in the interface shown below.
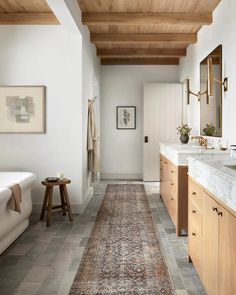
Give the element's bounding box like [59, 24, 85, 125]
[177, 124, 192, 144]
[203, 123, 216, 136]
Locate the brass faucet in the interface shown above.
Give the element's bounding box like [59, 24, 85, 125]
[191, 136, 208, 148]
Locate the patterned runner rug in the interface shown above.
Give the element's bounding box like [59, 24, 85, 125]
[70, 184, 174, 295]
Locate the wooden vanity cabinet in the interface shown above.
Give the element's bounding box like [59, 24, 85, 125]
[218, 206, 236, 295]
[160, 154, 188, 236]
[188, 177, 236, 295]
[188, 179, 203, 277]
[202, 191, 219, 295]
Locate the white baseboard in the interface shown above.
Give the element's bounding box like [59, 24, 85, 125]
[32, 187, 94, 215]
[78, 186, 94, 213]
[101, 173, 143, 180]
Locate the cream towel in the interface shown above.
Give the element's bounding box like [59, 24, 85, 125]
[87, 100, 100, 182]
[8, 183, 22, 213]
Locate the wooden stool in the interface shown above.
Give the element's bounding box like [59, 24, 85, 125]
[40, 178, 73, 227]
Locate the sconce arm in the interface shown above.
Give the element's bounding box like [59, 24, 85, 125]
[198, 89, 207, 96]
[189, 89, 199, 97]
[213, 76, 228, 91]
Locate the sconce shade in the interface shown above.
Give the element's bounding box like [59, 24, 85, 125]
[187, 78, 190, 105]
[207, 57, 214, 97]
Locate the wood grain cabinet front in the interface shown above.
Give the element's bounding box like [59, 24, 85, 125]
[160, 154, 188, 236]
[189, 222, 202, 277]
[188, 177, 236, 295]
[188, 178, 203, 278]
[202, 191, 219, 295]
[218, 206, 236, 295]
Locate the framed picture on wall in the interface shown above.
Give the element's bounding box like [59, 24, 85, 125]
[116, 106, 136, 130]
[0, 86, 46, 133]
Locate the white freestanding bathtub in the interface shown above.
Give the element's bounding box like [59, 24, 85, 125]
[0, 172, 36, 254]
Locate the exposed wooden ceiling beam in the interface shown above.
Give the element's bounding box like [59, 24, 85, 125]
[0, 12, 59, 25]
[91, 33, 197, 44]
[83, 12, 212, 26]
[101, 58, 180, 65]
[97, 48, 186, 58]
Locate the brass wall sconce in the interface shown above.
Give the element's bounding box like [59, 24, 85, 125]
[207, 57, 228, 95]
[187, 55, 228, 105]
[187, 79, 207, 104]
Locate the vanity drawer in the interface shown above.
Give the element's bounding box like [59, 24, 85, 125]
[169, 162, 178, 177]
[169, 191, 177, 225]
[160, 156, 164, 169]
[169, 179, 178, 195]
[189, 222, 202, 278]
[189, 179, 203, 211]
[189, 200, 203, 235]
[169, 169, 178, 183]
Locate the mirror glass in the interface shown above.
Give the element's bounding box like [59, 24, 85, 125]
[200, 45, 222, 137]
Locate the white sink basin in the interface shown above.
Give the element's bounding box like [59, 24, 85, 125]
[225, 165, 236, 171]
[171, 144, 203, 149]
[188, 155, 236, 212]
[160, 143, 229, 166]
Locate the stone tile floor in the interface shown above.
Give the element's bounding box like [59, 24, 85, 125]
[0, 181, 206, 295]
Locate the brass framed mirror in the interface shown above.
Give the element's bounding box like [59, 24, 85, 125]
[200, 45, 222, 137]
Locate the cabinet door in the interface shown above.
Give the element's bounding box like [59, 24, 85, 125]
[160, 157, 164, 196]
[162, 159, 169, 204]
[219, 206, 236, 295]
[202, 192, 219, 295]
[188, 220, 202, 277]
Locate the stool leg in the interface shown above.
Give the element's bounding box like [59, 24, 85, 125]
[47, 187, 53, 227]
[62, 184, 73, 222]
[59, 185, 66, 216]
[40, 187, 50, 220]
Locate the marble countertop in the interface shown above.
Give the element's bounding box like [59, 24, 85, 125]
[188, 154, 236, 212]
[160, 143, 229, 166]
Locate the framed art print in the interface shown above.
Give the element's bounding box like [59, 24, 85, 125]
[117, 106, 136, 130]
[0, 86, 46, 133]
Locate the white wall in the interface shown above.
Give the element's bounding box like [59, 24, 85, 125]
[0, 0, 101, 212]
[101, 65, 179, 179]
[180, 0, 236, 145]
[0, 26, 83, 210]
[81, 29, 100, 201]
[62, 0, 101, 202]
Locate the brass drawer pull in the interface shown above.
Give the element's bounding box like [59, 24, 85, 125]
[171, 183, 174, 186]
[192, 210, 196, 214]
[164, 161, 167, 164]
[218, 211, 223, 217]
[192, 192, 197, 196]
[171, 170, 174, 173]
[192, 232, 196, 236]
[212, 207, 218, 213]
[171, 198, 174, 201]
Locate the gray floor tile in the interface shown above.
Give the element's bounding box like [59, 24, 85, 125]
[0, 181, 206, 295]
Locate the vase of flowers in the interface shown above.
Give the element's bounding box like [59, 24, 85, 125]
[203, 123, 216, 136]
[177, 124, 192, 144]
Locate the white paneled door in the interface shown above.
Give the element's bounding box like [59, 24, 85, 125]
[143, 83, 183, 181]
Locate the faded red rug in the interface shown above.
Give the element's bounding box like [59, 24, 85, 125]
[70, 184, 174, 295]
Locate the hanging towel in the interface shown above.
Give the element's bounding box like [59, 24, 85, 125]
[87, 100, 100, 182]
[8, 183, 22, 213]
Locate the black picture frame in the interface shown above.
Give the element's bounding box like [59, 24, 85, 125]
[116, 106, 136, 130]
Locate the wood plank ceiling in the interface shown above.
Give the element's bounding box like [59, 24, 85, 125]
[0, 0, 59, 25]
[78, 0, 221, 65]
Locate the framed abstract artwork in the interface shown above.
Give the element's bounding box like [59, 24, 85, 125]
[116, 106, 136, 130]
[0, 86, 46, 133]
